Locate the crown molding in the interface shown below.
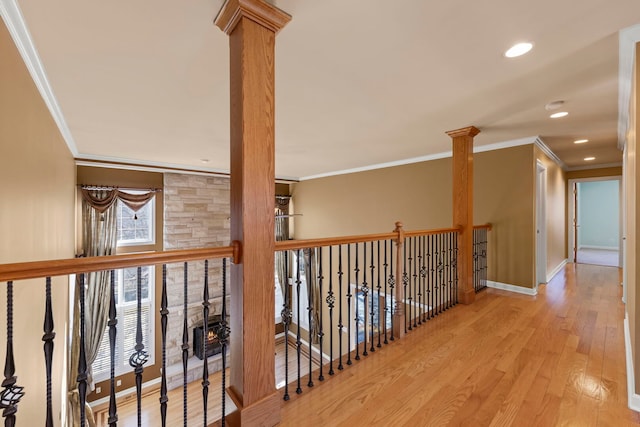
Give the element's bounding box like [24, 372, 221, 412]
[618, 24, 640, 150]
[0, 0, 78, 156]
[446, 126, 481, 138]
[299, 136, 540, 181]
[534, 137, 567, 170]
[75, 156, 299, 183]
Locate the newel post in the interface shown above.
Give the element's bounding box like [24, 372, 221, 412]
[393, 221, 405, 339]
[447, 126, 480, 305]
[214, 1, 291, 426]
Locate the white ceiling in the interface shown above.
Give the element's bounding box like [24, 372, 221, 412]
[8, 0, 640, 179]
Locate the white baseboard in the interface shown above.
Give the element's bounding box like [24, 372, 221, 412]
[547, 259, 567, 282]
[487, 280, 537, 296]
[624, 314, 640, 411]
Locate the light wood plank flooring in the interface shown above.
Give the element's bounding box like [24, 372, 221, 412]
[279, 263, 640, 426]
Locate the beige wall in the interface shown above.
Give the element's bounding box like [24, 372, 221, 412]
[535, 147, 568, 280]
[626, 42, 639, 394]
[567, 167, 622, 180]
[0, 19, 76, 425]
[292, 158, 452, 238]
[293, 144, 545, 289]
[475, 145, 537, 288]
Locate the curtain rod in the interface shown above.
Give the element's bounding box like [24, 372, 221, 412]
[79, 184, 162, 192]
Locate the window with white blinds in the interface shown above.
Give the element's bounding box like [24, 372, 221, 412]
[92, 196, 156, 384]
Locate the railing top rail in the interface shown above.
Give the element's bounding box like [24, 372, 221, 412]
[473, 223, 493, 231]
[0, 245, 236, 282]
[275, 232, 398, 251]
[403, 227, 461, 238]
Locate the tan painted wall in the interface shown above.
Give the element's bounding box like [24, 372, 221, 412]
[627, 42, 639, 394]
[292, 158, 452, 238]
[475, 145, 536, 288]
[535, 147, 568, 279]
[293, 144, 541, 289]
[0, 20, 75, 425]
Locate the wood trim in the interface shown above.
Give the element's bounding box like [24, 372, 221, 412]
[403, 227, 461, 238]
[0, 246, 235, 282]
[215, 0, 291, 35]
[473, 223, 492, 231]
[446, 126, 480, 139]
[275, 232, 397, 251]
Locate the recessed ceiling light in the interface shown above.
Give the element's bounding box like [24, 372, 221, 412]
[574, 139, 588, 144]
[545, 100, 565, 111]
[584, 157, 595, 161]
[200, 159, 210, 163]
[550, 111, 569, 119]
[505, 42, 533, 58]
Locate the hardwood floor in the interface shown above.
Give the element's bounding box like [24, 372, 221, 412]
[279, 263, 640, 426]
[96, 264, 639, 426]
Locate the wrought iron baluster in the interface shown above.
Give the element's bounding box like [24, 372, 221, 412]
[404, 239, 410, 332]
[388, 241, 395, 341]
[307, 249, 314, 387]
[439, 233, 445, 314]
[78, 274, 88, 427]
[130, 266, 149, 427]
[295, 250, 302, 394]
[202, 260, 210, 426]
[43, 277, 55, 427]
[413, 236, 419, 327]
[159, 265, 168, 426]
[354, 242, 361, 360]
[360, 242, 368, 357]
[383, 240, 389, 345]
[346, 244, 352, 365]
[369, 241, 375, 353]
[282, 250, 291, 400]
[108, 270, 118, 427]
[447, 232, 453, 309]
[338, 245, 344, 370]
[454, 232, 459, 304]
[327, 246, 335, 376]
[1, 281, 24, 427]
[182, 262, 189, 426]
[318, 247, 325, 381]
[376, 240, 382, 348]
[420, 236, 427, 323]
[218, 258, 230, 427]
[431, 234, 437, 318]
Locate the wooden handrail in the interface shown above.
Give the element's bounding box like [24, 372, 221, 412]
[0, 223, 490, 282]
[403, 227, 461, 238]
[0, 245, 236, 282]
[473, 223, 493, 231]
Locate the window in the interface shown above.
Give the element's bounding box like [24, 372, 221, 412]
[92, 196, 156, 383]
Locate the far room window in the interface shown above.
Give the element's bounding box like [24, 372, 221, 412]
[92, 193, 156, 383]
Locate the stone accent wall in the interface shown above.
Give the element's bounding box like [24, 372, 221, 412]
[163, 173, 230, 367]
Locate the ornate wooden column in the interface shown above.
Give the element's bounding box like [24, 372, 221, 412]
[215, 1, 290, 425]
[447, 126, 480, 305]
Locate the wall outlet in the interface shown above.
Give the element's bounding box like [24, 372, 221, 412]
[96, 386, 101, 394]
[116, 379, 122, 387]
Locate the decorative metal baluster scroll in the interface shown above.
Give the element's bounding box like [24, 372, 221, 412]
[388, 242, 395, 341]
[78, 274, 88, 427]
[282, 250, 291, 401]
[182, 262, 189, 426]
[217, 258, 230, 427]
[361, 242, 368, 357]
[295, 250, 302, 394]
[337, 245, 344, 370]
[354, 242, 361, 361]
[1, 281, 24, 427]
[383, 241, 389, 345]
[307, 249, 314, 387]
[108, 270, 118, 427]
[202, 260, 210, 426]
[346, 244, 352, 366]
[369, 241, 375, 353]
[129, 266, 149, 427]
[318, 247, 325, 382]
[43, 277, 55, 427]
[159, 265, 168, 426]
[327, 246, 335, 376]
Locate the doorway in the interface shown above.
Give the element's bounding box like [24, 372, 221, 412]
[536, 161, 547, 285]
[568, 177, 622, 267]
